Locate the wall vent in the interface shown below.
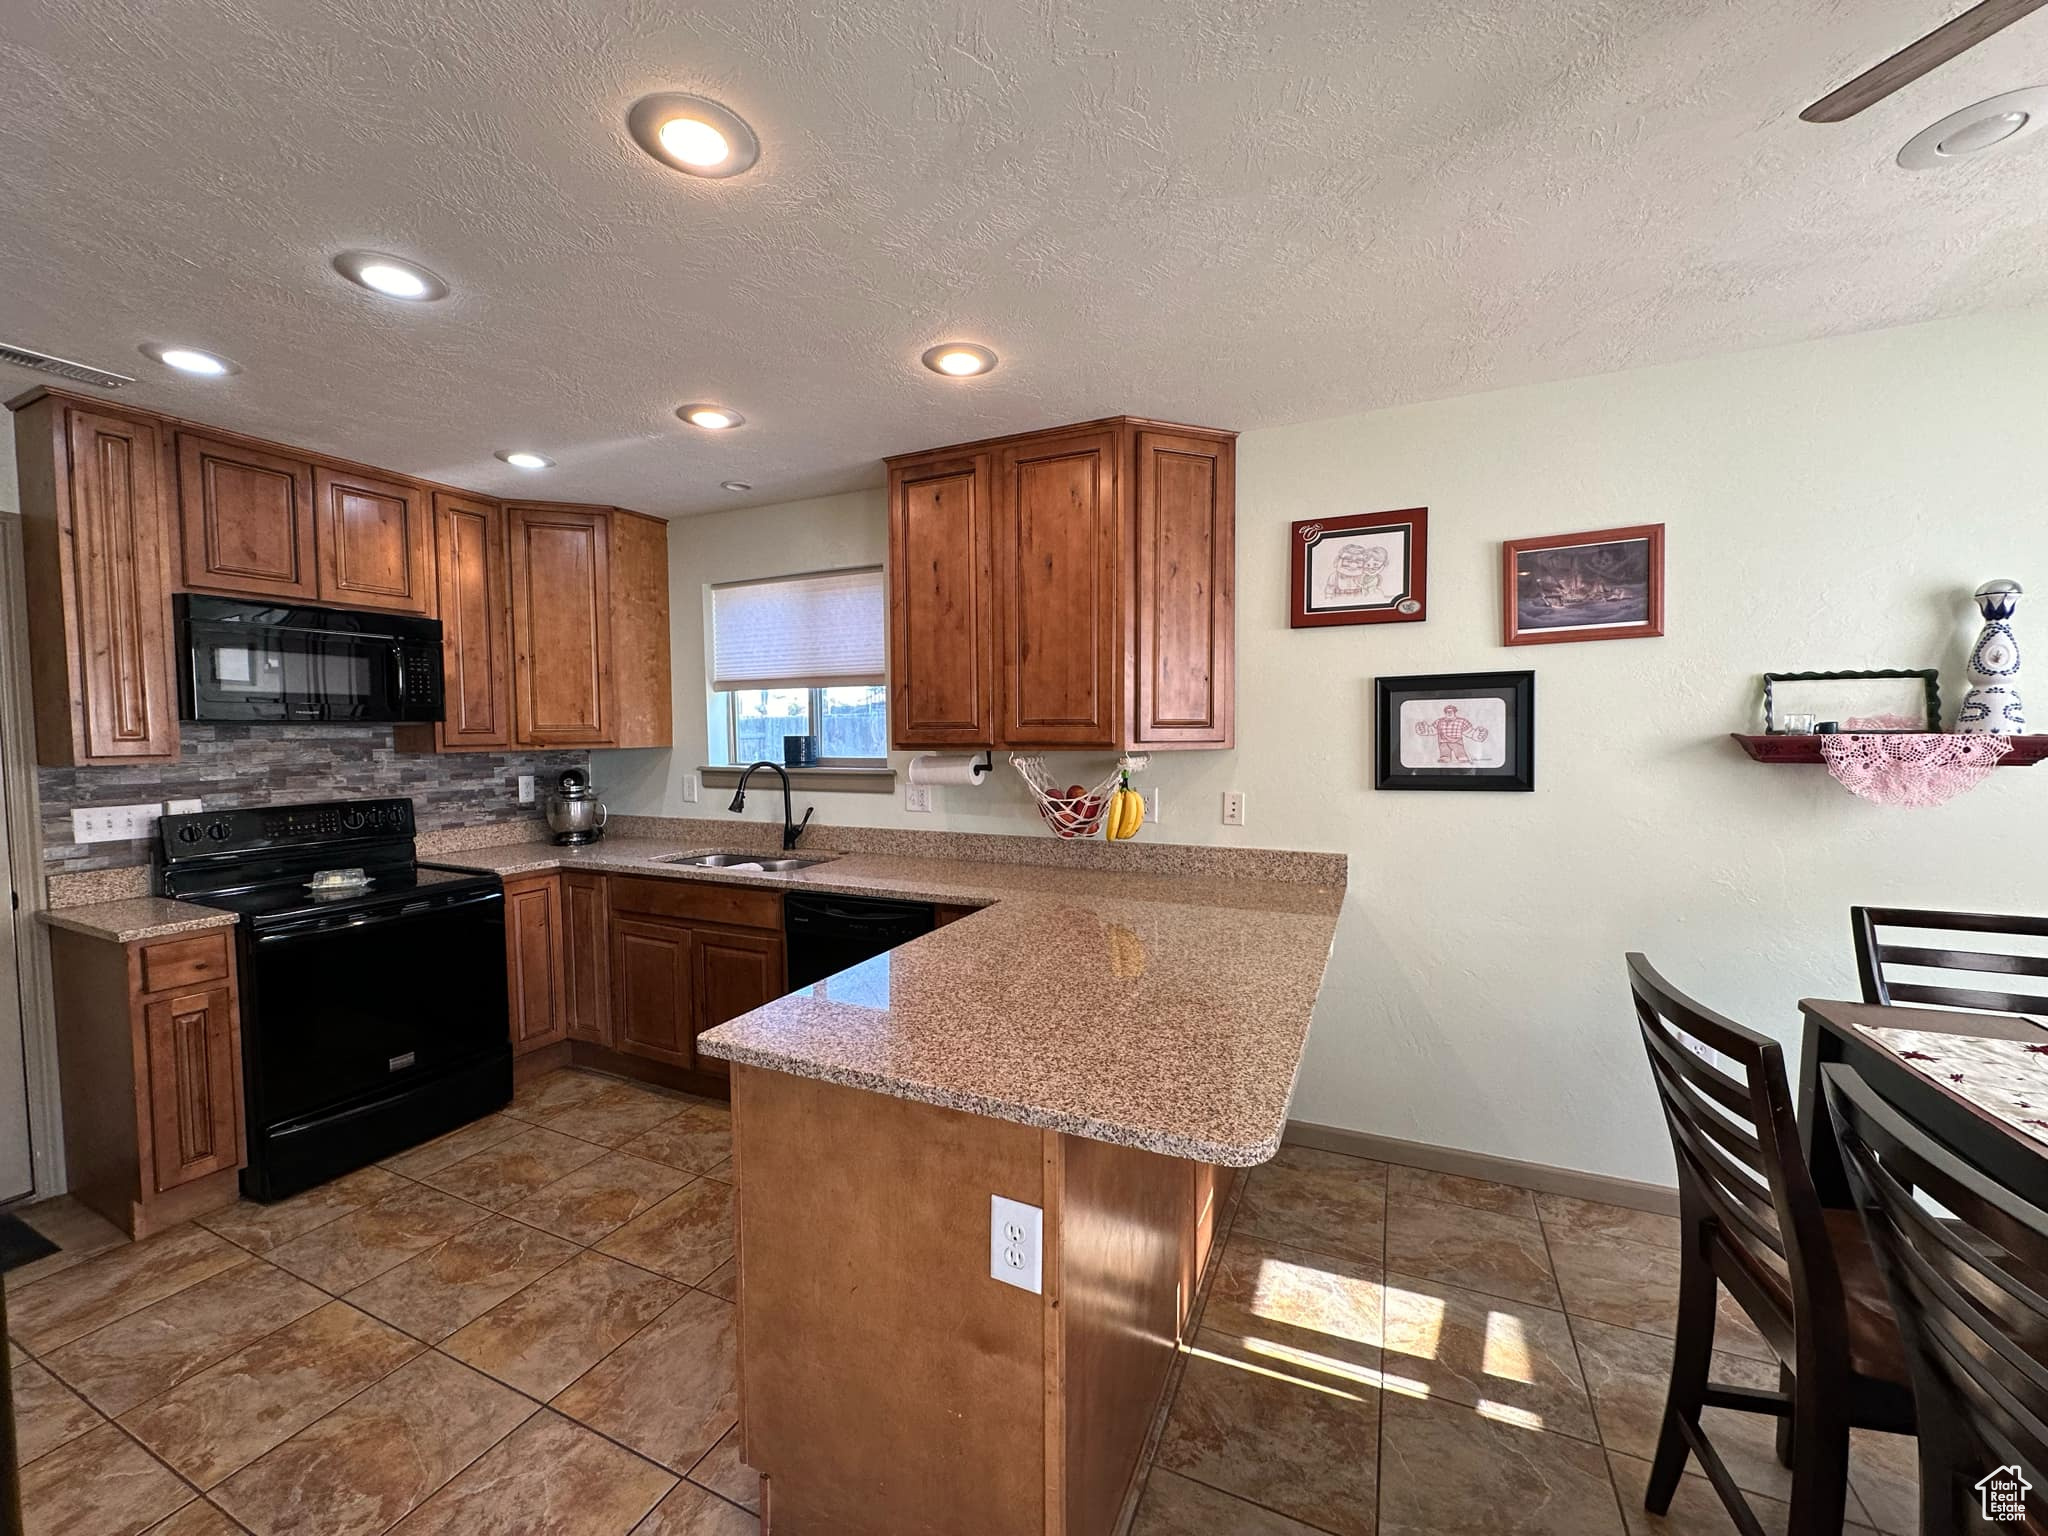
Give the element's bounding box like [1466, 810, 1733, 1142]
[0, 342, 134, 390]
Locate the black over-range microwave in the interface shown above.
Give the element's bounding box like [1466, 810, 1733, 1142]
[176, 596, 445, 724]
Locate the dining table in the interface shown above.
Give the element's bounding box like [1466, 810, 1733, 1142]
[1796, 996, 2048, 1209]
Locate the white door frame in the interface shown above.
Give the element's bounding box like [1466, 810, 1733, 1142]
[0, 512, 65, 1199]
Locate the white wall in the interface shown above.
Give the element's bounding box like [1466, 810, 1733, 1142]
[598, 306, 2048, 1187]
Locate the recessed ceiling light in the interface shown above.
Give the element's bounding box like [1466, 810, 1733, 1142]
[921, 343, 998, 377]
[1898, 87, 2047, 169]
[628, 92, 760, 179]
[720, 480, 752, 493]
[678, 403, 745, 430]
[495, 449, 555, 470]
[142, 343, 239, 377]
[332, 250, 450, 302]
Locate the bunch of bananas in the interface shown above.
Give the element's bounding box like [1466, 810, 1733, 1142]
[1104, 774, 1144, 841]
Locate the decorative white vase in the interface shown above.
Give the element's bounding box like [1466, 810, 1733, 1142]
[1957, 579, 2025, 735]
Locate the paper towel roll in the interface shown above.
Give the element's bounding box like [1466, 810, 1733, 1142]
[908, 754, 985, 787]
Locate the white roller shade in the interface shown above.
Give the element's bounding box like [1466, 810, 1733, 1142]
[710, 567, 886, 691]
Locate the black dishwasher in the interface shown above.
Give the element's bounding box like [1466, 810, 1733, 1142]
[783, 892, 936, 989]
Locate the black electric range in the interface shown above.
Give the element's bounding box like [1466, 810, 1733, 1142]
[158, 797, 512, 1201]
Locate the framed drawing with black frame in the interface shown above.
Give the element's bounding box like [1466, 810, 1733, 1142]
[1376, 670, 1536, 792]
[1291, 508, 1428, 628]
[1503, 523, 1664, 646]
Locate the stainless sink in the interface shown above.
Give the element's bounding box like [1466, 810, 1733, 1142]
[656, 851, 835, 873]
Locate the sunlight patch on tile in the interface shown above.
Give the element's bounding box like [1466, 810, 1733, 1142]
[1481, 1309, 1535, 1385]
[1474, 1398, 1545, 1431]
[1185, 1342, 1375, 1403]
[1381, 1282, 1444, 1361]
[1241, 1335, 1382, 1389]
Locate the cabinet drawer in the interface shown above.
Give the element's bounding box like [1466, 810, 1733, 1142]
[608, 876, 781, 932]
[140, 932, 232, 994]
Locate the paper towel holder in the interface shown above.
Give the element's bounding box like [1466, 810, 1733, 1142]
[969, 750, 992, 779]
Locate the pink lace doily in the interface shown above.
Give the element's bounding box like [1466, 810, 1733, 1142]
[1820, 731, 2013, 807]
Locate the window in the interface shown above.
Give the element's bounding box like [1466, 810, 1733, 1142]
[709, 568, 887, 767]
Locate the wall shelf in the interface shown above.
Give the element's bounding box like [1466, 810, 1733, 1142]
[1731, 733, 2048, 767]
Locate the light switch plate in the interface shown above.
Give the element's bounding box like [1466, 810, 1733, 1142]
[681, 772, 701, 804]
[70, 803, 164, 844]
[990, 1195, 1043, 1294]
[517, 774, 536, 805]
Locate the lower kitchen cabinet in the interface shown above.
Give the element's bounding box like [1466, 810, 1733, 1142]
[610, 912, 697, 1067]
[48, 925, 246, 1237]
[561, 871, 612, 1046]
[690, 928, 785, 1079]
[504, 874, 567, 1055]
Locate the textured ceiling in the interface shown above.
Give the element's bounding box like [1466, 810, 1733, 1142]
[2, 0, 2045, 517]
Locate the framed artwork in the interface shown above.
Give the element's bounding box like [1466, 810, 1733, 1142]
[1376, 670, 1535, 792]
[1762, 670, 1940, 733]
[1503, 523, 1664, 646]
[1291, 508, 1428, 628]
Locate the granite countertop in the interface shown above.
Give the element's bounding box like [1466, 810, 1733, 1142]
[435, 837, 1346, 1165]
[41, 897, 240, 944]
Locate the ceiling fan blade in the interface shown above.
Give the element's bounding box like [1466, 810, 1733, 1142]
[1802, 0, 2048, 122]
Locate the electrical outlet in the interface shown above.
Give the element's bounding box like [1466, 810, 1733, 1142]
[166, 798, 203, 815]
[990, 1195, 1043, 1294]
[517, 774, 536, 805]
[70, 803, 164, 844]
[1139, 784, 1162, 825]
[681, 772, 701, 804]
[905, 784, 932, 813]
[1221, 790, 1246, 827]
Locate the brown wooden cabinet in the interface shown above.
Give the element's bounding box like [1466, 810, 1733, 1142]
[315, 466, 432, 615]
[888, 453, 994, 747]
[175, 433, 318, 600]
[884, 416, 1236, 752]
[561, 871, 612, 1047]
[504, 874, 567, 1055]
[691, 928, 785, 1079]
[610, 913, 696, 1067]
[13, 398, 180, 765]
[507, 503, 614, 746]
[48, 925, 245, 1237]
[426, 492, 514, 750]
[608, 509, 674, 750]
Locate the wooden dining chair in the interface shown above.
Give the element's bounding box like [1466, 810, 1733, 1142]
[1822, 1062, 2048, 1535]
[1628, 954, 1916, 1536]
[1852, 906, 2048, 1016]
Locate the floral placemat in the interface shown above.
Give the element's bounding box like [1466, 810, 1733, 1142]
[1854, 1022, 2048, 1149]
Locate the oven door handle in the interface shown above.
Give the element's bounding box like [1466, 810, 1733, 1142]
[253, 887, 503, 942]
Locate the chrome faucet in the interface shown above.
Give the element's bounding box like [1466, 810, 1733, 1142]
[728, 762, 815, 851]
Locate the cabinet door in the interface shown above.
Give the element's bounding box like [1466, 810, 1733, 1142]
[176, 433, 318, 600]
[431, 492, 514, 749]
[63, 408, 179, 761]
[610, 913, 695, 1067]
[1132, 430, 1234, 746]
[505, 876, 566, 1055]
[507, 505, 614, 746]
[142, 985, 242, 1192]
[889, 454, 993, 747]
[690, 927, 785, 1078]
[562, 872, 612, 1047]
[315, 466, 433, 614]
[993, 429, 1119, 747]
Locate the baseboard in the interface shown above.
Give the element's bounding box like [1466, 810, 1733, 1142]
[1284, 1119, 1679, 1217]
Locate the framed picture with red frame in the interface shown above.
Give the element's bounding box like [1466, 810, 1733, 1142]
[1502, 523, 1665, 646]
[1290, 508, 1428, 629]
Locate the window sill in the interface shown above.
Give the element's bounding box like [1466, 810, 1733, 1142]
[700, 765, 897, 794]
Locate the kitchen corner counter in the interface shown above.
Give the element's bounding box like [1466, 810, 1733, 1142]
[40, 897, 240, 944]
[436, 836, 1347, 1165]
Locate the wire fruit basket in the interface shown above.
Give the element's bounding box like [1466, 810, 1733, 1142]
[1010, 755, 1146, 838]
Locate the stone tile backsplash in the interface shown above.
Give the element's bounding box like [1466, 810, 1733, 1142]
[38, 723, 586, 874]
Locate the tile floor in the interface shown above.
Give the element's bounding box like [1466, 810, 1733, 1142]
[8, 1080, 1918, 1536]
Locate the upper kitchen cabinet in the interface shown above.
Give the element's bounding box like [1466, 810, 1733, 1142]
[607, 508, 674, 750]
[508, 502, 614, 747]
[420, 491, 514, 751]
[11, 393, 181, 765]
[883, 416, 1236, 752]
[175, 433, 319, 601]
[888, 452, 994, 747]
[315, 465, 433, 615]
